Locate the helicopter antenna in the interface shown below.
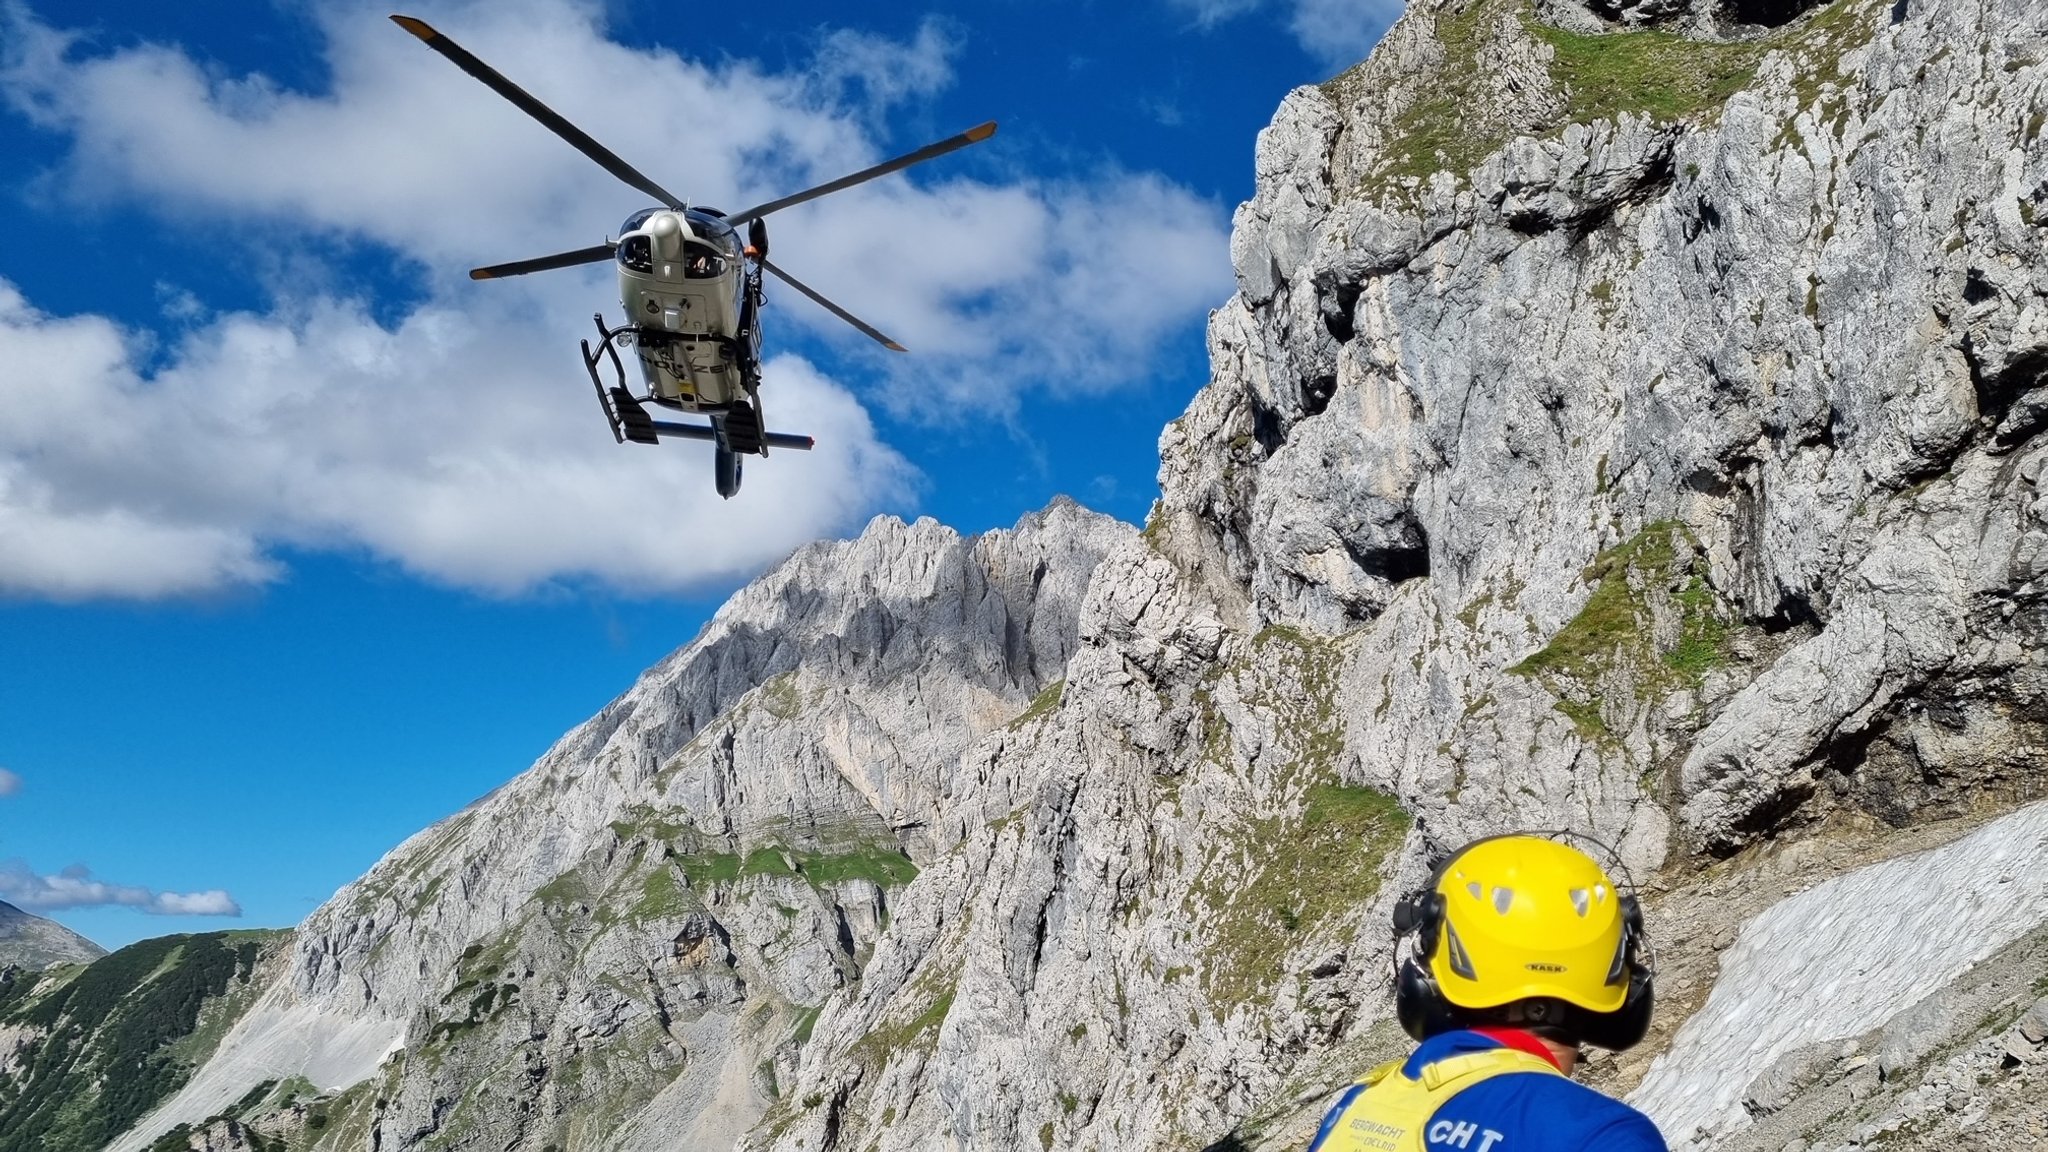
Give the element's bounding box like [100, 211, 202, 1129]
[724, 122, 997, 226]
[391, 15, 688, 211]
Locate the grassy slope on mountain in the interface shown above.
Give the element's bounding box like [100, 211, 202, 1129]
[1326, 0, 1881, 199]
[0, 930, 283, 1152]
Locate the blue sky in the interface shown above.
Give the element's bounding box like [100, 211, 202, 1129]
[0, 0, 1400, 950]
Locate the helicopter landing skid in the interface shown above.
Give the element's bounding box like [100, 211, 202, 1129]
[582, 315, 654, 445]
[580, 314, 814, 454]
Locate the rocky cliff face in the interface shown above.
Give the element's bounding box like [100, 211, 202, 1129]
[0, 900, 104, 970]
[113, 501, 1128, 1152]
[756, 0, 2048, 1146]
[109, 0, 2048, 1149]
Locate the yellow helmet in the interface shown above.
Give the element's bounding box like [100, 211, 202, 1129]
[1393, 835, 1653, 1050]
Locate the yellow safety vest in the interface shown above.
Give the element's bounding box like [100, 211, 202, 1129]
[1313, 1047, 1564, 1152]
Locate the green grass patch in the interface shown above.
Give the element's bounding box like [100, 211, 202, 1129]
[743, 848, 799, 879]
[1007, 679, 1066, 730]
[608, 806, 695, 844]
[792, 1004, 824, 1045]
[629, 867, 692, 922]
[407, 874, 445, 917]
[1328, 0, 1879, 202]
[1509, 522, 1730, 739]
[1196, 781, 1409, 1011]
[1343, 0, 1511, 190]
[851, 983, 956, 1070]
[799, 848, 920, 888]
[1530, 18, 1762, 126]
[1188, 624, 1387, 1015]
[1250, 625, 1347, 776]
[674, 841, 918, 892]
[533, 869, 593, 909]
[760, 673, 803, 720]
[677, 852, 745, 886]
[1664, 575, 1729, 682]
[1512, 526, 1680, 683]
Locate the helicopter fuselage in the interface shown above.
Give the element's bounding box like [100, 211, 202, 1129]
[612, 207, 760, 413]
[393, 13, 992, 500]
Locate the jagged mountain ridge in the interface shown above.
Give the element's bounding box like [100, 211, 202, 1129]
[100, 0, 2048, 1148]
[0, 900, 104, 971]
[110, 501, 1129, 1151]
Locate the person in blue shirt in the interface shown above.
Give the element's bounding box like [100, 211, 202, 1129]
[1309, 835, 1668, 1152]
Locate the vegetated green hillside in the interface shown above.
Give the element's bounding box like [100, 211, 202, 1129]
[0, 930, 282, 1152]
[1326, 0, 1882, 199]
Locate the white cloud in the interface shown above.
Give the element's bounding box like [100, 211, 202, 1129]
[771, 170, 1230, 415]
[0, 0, 1229, 405]
[155, 282, 207, 323]
[0, 768, 19, 797]
[1170, 0, 1270, 25]
[0, 860, 243, 916]
[1285, 0, 1408, 67]
[808, 19, 960, 119]
[0, 279, 912, 598]
[1163, 0, 1406, 68]
[0, 0, 1231, 599]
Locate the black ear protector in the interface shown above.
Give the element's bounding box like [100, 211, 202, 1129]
[1390, 830, 1656, 1051]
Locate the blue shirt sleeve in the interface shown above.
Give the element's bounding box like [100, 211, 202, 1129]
[1306, 1084, 1366, 1152]
[1575, 1109, 1667, 1152]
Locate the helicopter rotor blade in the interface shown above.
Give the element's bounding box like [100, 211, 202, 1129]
[471, 243, 618, 280]
[391, 15, 687, 210]
[760, 258, 906, 352]
[724, 122, 997, 227]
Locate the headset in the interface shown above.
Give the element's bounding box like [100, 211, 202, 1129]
[1389, 830, 1656, 1051]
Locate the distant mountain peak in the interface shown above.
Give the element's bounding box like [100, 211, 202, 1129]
[0, 900, 107, 970]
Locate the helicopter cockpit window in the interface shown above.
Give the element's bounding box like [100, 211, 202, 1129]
[688, 214, 743, 258]
[682, 243, 727, 279]
[619, 208, 660, 235]
[617, 234, 654, 273]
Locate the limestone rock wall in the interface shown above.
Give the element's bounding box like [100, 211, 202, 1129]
[111, 500, 1129, 1152]
[109, 0, 2048, 1149]
[761, 0, 2048, 1147]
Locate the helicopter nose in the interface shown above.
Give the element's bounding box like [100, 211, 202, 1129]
[648, 212, 686, 262]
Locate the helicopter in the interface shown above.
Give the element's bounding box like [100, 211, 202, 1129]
[391, 15, 996, 498]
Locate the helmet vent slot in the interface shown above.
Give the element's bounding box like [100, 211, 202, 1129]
[1446, 924, 1477, 980]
